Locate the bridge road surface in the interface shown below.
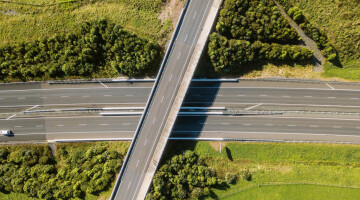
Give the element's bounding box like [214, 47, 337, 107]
[113, 0, 214, 199]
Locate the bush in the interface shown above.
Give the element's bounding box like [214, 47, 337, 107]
[0, 19, 161, 82]
[240, 169, 252, 181]
[147, 150, 221, 200]
[225, 173, 237, 184]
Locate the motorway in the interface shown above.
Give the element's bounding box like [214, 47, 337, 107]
[2, 115, 360, 143]
[1, 81, 360, 109]
[113, 0, 215, 199]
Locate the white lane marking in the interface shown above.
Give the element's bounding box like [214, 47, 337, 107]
[153, 117, 156, 124]
[18, 97, 25, 100]
[144, 139, 147, 146]
[333, 126, 342, 128]
[177, 53, 181, 60]
[161, 96, 164, 103]
[100, 124, 109, 126]
[98, 81, 108, 88]
[327, 97, 336, 99]
[127, 181, 132, 190]
[193, 11, 197, 19]
[351, 98, 359, 100]
[122, 123, 130, 126]
[169, 74, 173, 82]
[218, 94, 223, 97]
[136, 160, 140, 167]
[310, 125, 319, 128]
[221, 123, 229, 125]
[79, 124, 87, 126]
[243, 123, 252, 126]
[104, 95, 112, 97]
[0, 86, 152, 93]
[6, 114, 16, 120]
[198, 122, 206, 125]
[265, 124, 273, 126]
[184, 34, 188, 41]
[25, 105, 39, 111]
[287, 125, 296, 127]
[243, 103, 262, 111]
[39, 96, 47, 99]
[259, 94, 267, 97]
[82, 95, 90, 98]
[326, 83, 335, 90]
[61, 96, 69, 98]
[305, 96, 313, 98]
[282, 96, 290, 98]
[0, 115, 139, 121]
[237, 95, 245, 97]
[126, 94, 133, 97]
[57, 125, 64, 127]
[14, 125, 22, 128]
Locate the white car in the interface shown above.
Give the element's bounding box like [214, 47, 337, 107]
[1, 130, 12, 136]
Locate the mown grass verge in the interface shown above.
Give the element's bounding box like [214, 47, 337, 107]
[160, 141, 360, 199]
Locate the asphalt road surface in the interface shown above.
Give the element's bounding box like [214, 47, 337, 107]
[114, 0, 214, 199]
[1, 81, 360, 108]
[2, 115, 360, 143]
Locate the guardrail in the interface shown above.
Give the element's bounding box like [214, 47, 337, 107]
[109, 1, 190, 199]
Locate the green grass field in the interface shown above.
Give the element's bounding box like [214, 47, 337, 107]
[166, 141, 360, 199]
[0, 0, 170, 47]
[222, 184, 360, 200]
[286, 0, 360, 81]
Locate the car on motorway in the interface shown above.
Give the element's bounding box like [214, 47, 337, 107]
[1, 130, 13, 136]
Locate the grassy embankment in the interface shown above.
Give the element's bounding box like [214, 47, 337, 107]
[0, 141, 130, 200]
[166, 141, 360, 199]
[287, 0, 360, 81]
[0, 0, 171, 47]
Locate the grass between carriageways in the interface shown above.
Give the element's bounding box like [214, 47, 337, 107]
[165, 141, 360, 199]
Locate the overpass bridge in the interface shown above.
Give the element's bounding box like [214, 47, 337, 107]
[110, 0, 223, 199]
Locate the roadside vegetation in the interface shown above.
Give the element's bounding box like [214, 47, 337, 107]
[206, 0, 314, 75]
[0, 141, 129, 199]
[284, 0, 360, 69]
[150, 141, 360, 199]
[0, 19, 161, 82]
[0, 0, 175, 82]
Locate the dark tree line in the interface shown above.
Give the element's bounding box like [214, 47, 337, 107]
[216, 0, 300, 44]
[0, 19, 161, 82]
[208, 0, 314, 73]
[208, 33, 313, 72]
[0, 146, 123, 199]
[146, 151, 221, 200]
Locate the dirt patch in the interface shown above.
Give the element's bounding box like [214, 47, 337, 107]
[209, 141, 228, 152]
[158, 0, 184, 29]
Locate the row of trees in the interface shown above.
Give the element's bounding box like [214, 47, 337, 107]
[0, 19, 161, 82]
[278, 0, 338, 62]
[208, 33, 313, 72]
[146, 150, 221, 199]
[216, 0, 300, 44]
[0, 145, 123, 199]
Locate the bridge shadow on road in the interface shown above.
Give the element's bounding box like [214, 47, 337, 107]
[170, 80, 221, 139]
